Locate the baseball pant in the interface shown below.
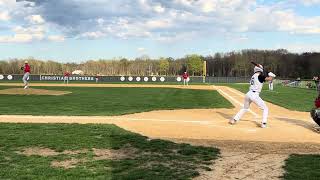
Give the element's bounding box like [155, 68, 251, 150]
[234, 91, 269, 124]
[64, 76, 69, 84]
[269, 82, 273, 90]
[183, 79, 188, 86]
[22, 72, 30, 86]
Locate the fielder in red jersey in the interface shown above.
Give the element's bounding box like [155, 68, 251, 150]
[182, 72, 189, 86]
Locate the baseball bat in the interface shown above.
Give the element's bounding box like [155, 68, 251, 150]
[251, 61, 277, 77]
[251, 61, 259, 67]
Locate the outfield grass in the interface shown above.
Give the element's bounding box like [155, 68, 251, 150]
[283, 154, 320, 180]
[221, 83, 317, 112]
[0, 86, 232, 116]
[0, 123, 219, 179]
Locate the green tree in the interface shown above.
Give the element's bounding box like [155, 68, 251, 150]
[186, 54, 203, 76]
[159, 57, 169, 75]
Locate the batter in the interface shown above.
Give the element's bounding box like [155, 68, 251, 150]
[230, 63, 275, 128]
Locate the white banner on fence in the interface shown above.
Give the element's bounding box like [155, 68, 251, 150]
[41, 75, 95, 81]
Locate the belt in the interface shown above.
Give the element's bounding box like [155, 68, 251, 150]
[252, 90, 256, 93]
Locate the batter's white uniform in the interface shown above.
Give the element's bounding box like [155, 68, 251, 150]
[234, 73, 269, 124]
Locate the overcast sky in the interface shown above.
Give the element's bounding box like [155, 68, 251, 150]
[0, 0, 320, 62]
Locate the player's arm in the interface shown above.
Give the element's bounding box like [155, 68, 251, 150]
[258, 74, 273, 83]
[265, 76, 273, 81]
[264, 72, 276, 81]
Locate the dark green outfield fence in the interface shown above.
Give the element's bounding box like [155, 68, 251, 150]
[0, 74, 249, 83]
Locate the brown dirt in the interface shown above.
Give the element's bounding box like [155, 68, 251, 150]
[0, 88, 71, 96]
[17, 147, 88, 157]
[62, 149, 89, 155]
[2, 83, 320, 179]
[195, 151, 288, 180]
[17, 146, 135, 169]
[174, 139, 320, 180]
[18, 147, 60, 157]
[92, 147, 137, 160]
[51, 158, 86, 169]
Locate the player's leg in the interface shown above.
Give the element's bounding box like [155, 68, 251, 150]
[252, 95, 269, 127]
[26, 73, 30, 87]
[22, 73, 26, 85]
[270, 82, 273, 90]
[232, 93, 251, 124]
[23, 73, 29, 89]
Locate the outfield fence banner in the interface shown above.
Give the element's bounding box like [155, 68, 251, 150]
[40, 75, 95, 81]
[0, 74, 250, 83]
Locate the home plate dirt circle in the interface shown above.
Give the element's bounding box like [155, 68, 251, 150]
[0, 88, 71, 96]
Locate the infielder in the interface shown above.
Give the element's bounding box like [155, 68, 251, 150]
[64, 71, 70, 84]
[314, 76, 319, 90]
[21, 61, 30, 89]
[269, 79, 273, 91]
[95, 74, 99, 83]
[230, 62, 276, 128]
[183, 72, 189, 86]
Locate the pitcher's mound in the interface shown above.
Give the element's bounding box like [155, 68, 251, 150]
[0, 88, 71, 96]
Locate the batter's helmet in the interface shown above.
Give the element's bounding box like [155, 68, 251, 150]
[254, 65, 263, 73]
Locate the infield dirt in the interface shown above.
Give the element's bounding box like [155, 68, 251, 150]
[0, 83, 319, 180]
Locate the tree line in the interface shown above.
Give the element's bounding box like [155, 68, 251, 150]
[0, 49, 319, 78]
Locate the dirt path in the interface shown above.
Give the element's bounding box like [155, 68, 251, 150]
[174, 139, 320, 180]
[196, 151, 288, 180]
[0, 83, 319, 179]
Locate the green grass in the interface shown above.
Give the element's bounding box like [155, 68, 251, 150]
[0, 86, 232, 116]
[0, 123, 219, 180]
[220, 83, 317, 112]
[283, 154, 320, 180]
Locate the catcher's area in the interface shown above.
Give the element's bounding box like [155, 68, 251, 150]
[0, 83, 319, 180]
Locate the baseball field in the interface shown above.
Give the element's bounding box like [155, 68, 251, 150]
[0, 82, 319, 180]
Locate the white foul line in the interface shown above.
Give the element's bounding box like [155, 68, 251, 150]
[227, 87, 245, 97]
[0, 115, 257, 132]
[0, 115, 211, 125]
[107, 117, 257, 132]
[106, 117, 213, 125]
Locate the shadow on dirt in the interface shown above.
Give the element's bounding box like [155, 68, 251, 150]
[275, 117, 316, 132]
[216, 111, 260, 127]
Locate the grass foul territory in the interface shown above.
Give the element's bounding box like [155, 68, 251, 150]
[0, 123, 219, 180]
[222, 83, 317, 112]
[0, 86, 232, 116]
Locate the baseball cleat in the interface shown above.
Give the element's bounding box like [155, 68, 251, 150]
[24, 86, 28, 89]
[229, 119, 237, 125]
[261, 123, 267, 128]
